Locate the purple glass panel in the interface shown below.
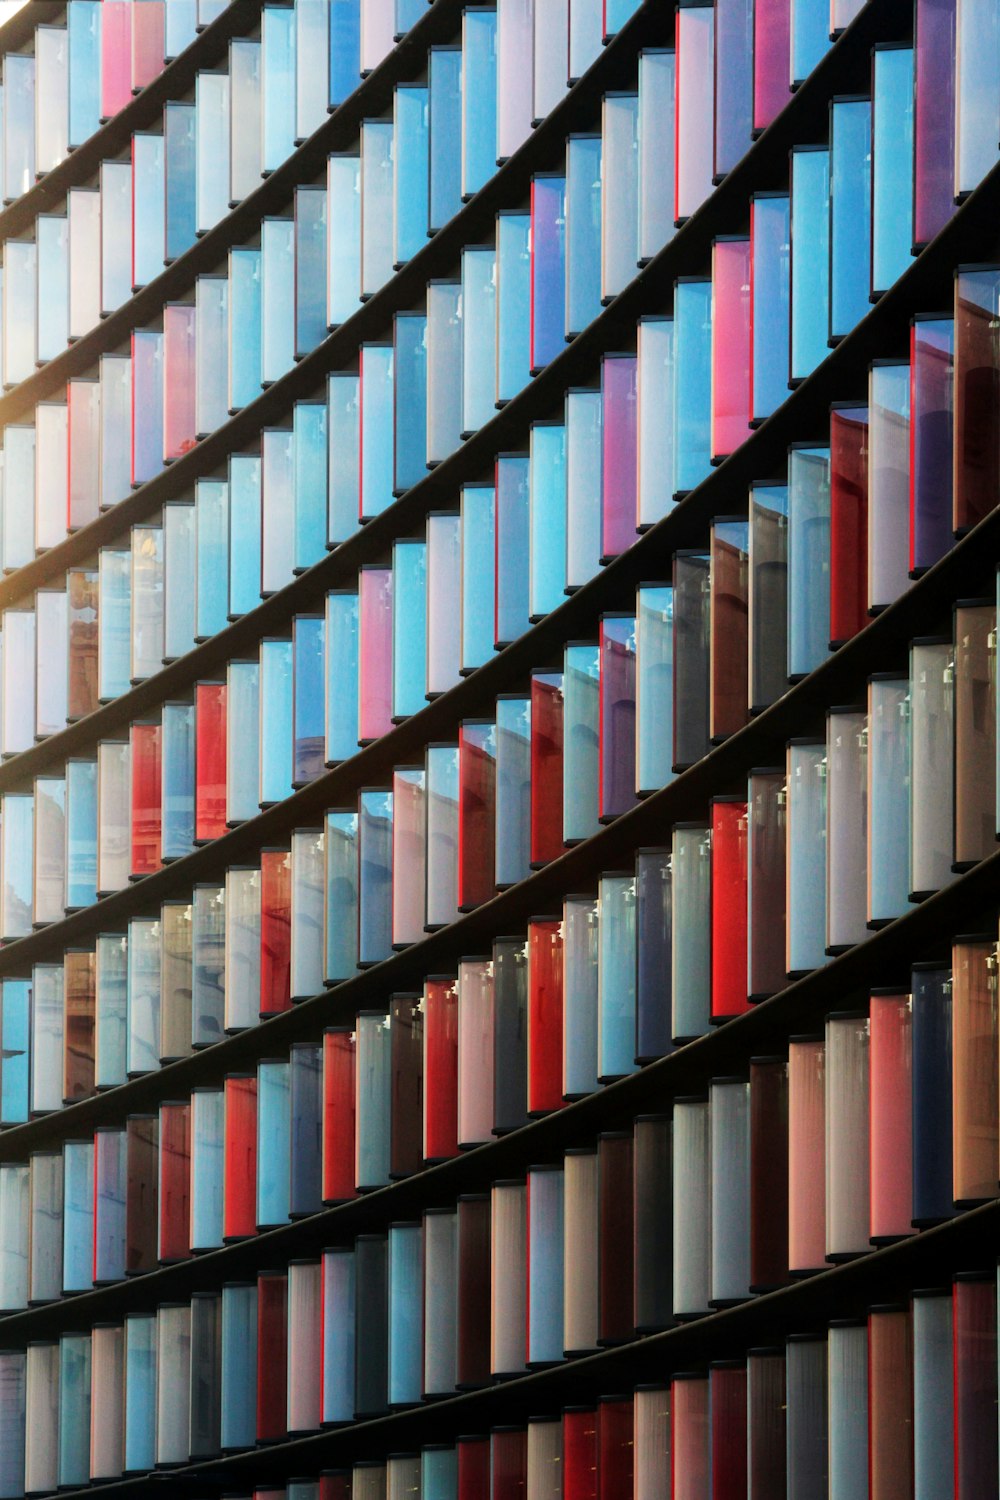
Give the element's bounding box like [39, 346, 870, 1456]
[530, 174, 567, 374]
[753, 0, 791, 133]
[599, 614, 637, 821]
[601, 355, 638, 563]
[913, 0, 956, 248]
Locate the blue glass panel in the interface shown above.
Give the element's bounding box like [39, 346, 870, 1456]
[124, 1318, 157, 1474]
[531, 174, 567, 372]
[191, 886, 225, 1049]
[495, 452, 531, 645]
[423, 1447, 458, 1500]
[429, 46, 463, 232]
[361, 120, 395, 298]
[330, 0, 362, 107]
[295, 187, 328, 358]
[261, 427, 296, 595]
[65, 759, 98, 907]
[293, 403, 328, 573]
[789, 146, 830, 383]
[356, 1012, 391, 1188]
[639, 49, 675, 262]
[394, 85, 430, 265]
[67, 2, 101, 150]
[2, 243, 36, 389]
[750, 193, 790, 421]
[293, 614, 325, 784]
[829, 98, 871, 342]
[61, 1145, 94, 1296]
[790, 0, 829, 84]
[256, 1059, 291, 1227]
[563, 643, 600, 842]
[956, 0, 1000, 193]
[529, 422, 568, 619]
[672, 277, 712, 494]
[426, 282, 462, 464]
[229, 38, 262, 203]
[496, 210, 531, 403]
[296, 1, 329, 142]
[96, 934, 128, 1090]
[262, 217, 295, 386]
[460, 485, 496, 672]
[597, 872, 638, 1081]
[393, 312, 428, 492]
[126, 917, 160, 1077]
[871, 46, 914, 295]
[228, 247, 263, 412]
[263, 4, 296, 171]
[565, 387, 603, 588]
[605, 0, 641, 32]
[36, 216, 68, 364]
[289, 1042, 322, 1213]
[323, 1249, 356, 1420]
[325, 810, 360, 979]
[226, 659, 260, 824]
[164, 102, 196, 262]
[195, 275, 229, 437]
[636, 585, 674, 794]
[566, 134, 602, 337]
[327, 154, 362, 325]
[388, 1223, 423, 1405]
[396, 0, 426, 30]
[161, 703, 195, 860]
[359, 790, 393, 967]
[100, 160, 132, 315]
[786, 742, 827, 973]
[391, 542, 426, 720]
[98, 549, 130, 700]
[357, 347, 393, 523]
[0, 981, 30, 1125]
[601, 92, 639, 301]
[93, 1127, 126, 1281]
[131, 328, 164, 486]
[195, 479, 229, 640]
[563, 894, 599, 1095]
[328, 372, 361, 543]
[787, 445, 831, 679]
[425, 744, 459, 928]
[220, 1284, 257, 1451]
[671, 825, 711, 1041]
[228, 454, 261, 619]
[495, 694, 531, 886]
[195, 76, 229, 234]
[325, 591, 360, 760]
[259, 637, 294, 806]
[132, 134, 165, 289]
[462, 9, 498, 199]
[570, 0, 603, 81]
[461, 246, 497, 435]
[526, 1168, 563, 1364]
[165, 0, 198, 59]
[868, 677, 911, 923]
[2, 55, 34, 203]
[164, 503, 195, 660]
[190, 1088, 224, 1249]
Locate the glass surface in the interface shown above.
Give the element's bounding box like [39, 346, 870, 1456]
[96, 741, 129, 896]
[131, 134, 165, 290]
[785, 740, 827, 974]
[224, 869, 261, 1033]
[327, 153, 362, 326]
[130, 328, 164, 487]
[0, 982, 29, 1125]
[560, 645, 600, 846]
[425, 745, 459, 930]
[360, 343, 395, 518]
[192, 481, 228, 644]
[426, 511, 462, 696]
[68, 2, 101, 150]
[263, 2, 296, 172]
[257, 1060, 291, 1227]
[1, 611, 34, 759]
[227, 454, 260, 620]
[789, 146, 830, 382]
[636, 585, 674, 794]
[229, 38, 262, 203]
[461, 485, 496, 672]
[672, 550, 710, 769]
[493, 212, 531, 407]
[672, 277, 712, 493]
[325, 591, 360, 761]
[226, 659, 260, 824]
[953, 601, 997, 867]
[639, 49, 675, 261]
[565, 386, 603, 587]
[829, 98, 871, 341]
[100, 354, 132, 507]
[426, 281, 462, 465]
[35, 405, 68, 554]
[909, 640, 955, 899]
[196, 72, 230, 234]
[34, 776, 66, 926]
[228, 246, 263, 412]
[262, 217, 295, 386]
[825, 709, 867, 953]
[714, 0, 753, 179]
[496, 695, 532, 885]
[462, 247, 497, 435]
[670, 824, 711, 1042]
[293, 616, 325, 784]
[295, 187, 328, 359]
[66, 758, 98, 908]
[68, 379, 101, 532]
[361, 120, 395, 298]
[601, 355, 638, 559]
[195, 275, 229, 438]
[126, 915, 161, 1077]
[330, 0, 362, 105]
[601, 93, 639, 301]
[394, 84, 429, 265]
[359, 790, 393, 966]
[752, 0, 790, 129]
[458, 720, 497, 910]
[867, 361, 910, 611]
[327, 370, 361, 543]
[497, 0, 533, 160]
[290, 830, 324, 1002]
[164, 102, 196, 262]
[161, 702, 195, 861]
[296, 0, 329, 142]
[787, 445, 831, 679]
[599, 615, 637, 820]
[529, 422, 568, 618]
[359, 565, 394, 740]
[429, 45, 462, 231]
[261, 427, 295, 595]
[391, 542, 426, 722]
[635, 316, 674, 530]
[2, 54, 34, 203]
[597, 874, 638, 1080]
[828, 404, 869, 647]
[711, 237, 751, 458]
[2, 241, 36, 388]
[530, 175, 567, 372]
[392, 312, 427, 493]
[463, 8, 498, 199]
[954, 267, 1000, 534]
[790, 0, 828, 83]
[392, 768, 425, 947]
[163, 303, 197, 462]
[675, 6, 714, 223]
[259, 637, 293, 806]
[495, 452, 531, 645]
[566, 134, 602, 337]
[914, 0, 956, 247]
[35, 590, 68, 739]
[871, 46, 914, 295]
[192, 885, 225, 1049]
[909, 316, 954, 574]
[36, 215, 68, 365]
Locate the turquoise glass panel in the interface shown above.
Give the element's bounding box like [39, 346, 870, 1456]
[228, 454, 262, 618]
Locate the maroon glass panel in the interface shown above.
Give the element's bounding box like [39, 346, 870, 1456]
[125, 1112, 158, 1275]
[358, 566, 394, 744]
[600, 354, 638, 562]
[527, 919, 563, 1117]
[423, 977, 459, 1164]
[953, 602, 997, 869]
[749, 1057, 789, 1292]
[598, 615, 637, 822]
[130, 721, 162, 877]
[598, 1398, 633, 1500]
[710, 797, 749, 1022]
[63, 949, 96, 1105]
[256, 1270, 289, 1444]
[954, 267, 1000, 535]
[711, 237, 751, 460]
[157, 1099, 191, 1264]
[748, 770, 786, 1000]
[322, 1027, 358, 1205]
[319, 1474, 353, 1500]
[913, 0, 956, 249]
[68, 380, 101, 532]
[829, 403, 870, 648]
[223, 1073, 258, 1241]
[163, 304, 198, 463]
[101, 3, 133, 121]
[753, 0, 790, 131]
[748, 1350, 786, 1495]
[671, 1376, 709, 1497]
[530, 672, 564, 867]
[597, 1131, 634, 1345]
[458, 1436, 490, 1500]
[132, 1, 165, 92]
[709, 1364, 747, 1496]
[491, 1428, 527, 1500]
[672, 550, 711, 770]
[869, 991, 913, 1243]
[563, 1408, 597, 1500]
[458, 721, 497, 911]
[390, 994, 423, 1180]
[909, 316, 954, 575]
[709, 521, 749, 741]
[259, 848, 292, 1018]
[195, 681, 227, 842]
[954, 1275, 999, 1498]
[457, 1193, 491, 1388]
[67, 569, 99, 721]
[868, 1306, 914, 1500]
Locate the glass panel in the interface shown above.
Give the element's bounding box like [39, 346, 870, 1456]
[496, 694, 531, 886]
[426, 512, 461, 696]
[229, 246, 263, 411]
[533, 0, 569, 122]
[130, 523, 164, 682]
[100, 159, 132, 316]
[131, 134, 165, 290]
[359, 790, 393, 967]
[463, 8, 498, 200]
[425, 744, 459, 929]
[262, 217, 295, 386]
[563, 643, 600, 839]
[566, 134, 602, 338]
[530, 174, 567, 373]
[602, 92, 640, 302]
[599, 615, 637, 820]
[263, 3, 296, 172]
[361, 120, 395, 298]
[867, 361, 909, 613]
[68, 2, 101, 150]
[195, 682, 227, 842]
[392, 541, 426, 720]
[495, 452, 531, 645]
[393, 312, 428, 493]
[67, 567, 98, 720]
[394, 84, 429, 266]
[327, 153, 362, 326]
[461, 246, 497, 436]
[100, 354, 132, 508]
[638, 49, 674, 263]
[126, 916, 161, 1076]
[3, 242, 36, 388]
[293, 401, 328, 573]
[360, 343, 395, 519]
[65, 758, 98, 908]
[227, 660, 260, 824]
[131, 328, 164, 487]
[529, 421, 568, 618]
[295, 187, 327, 359]
[675, 5, 714, 223]
[195, 72, 229, 235]
[871, 45, 913, 296]
[566, 386, 602, 587]
[259, 637, 294, 806]
[785, 740, 827, 975]
[132, 0, 165, 92]
[496, 211, 531, 402]
[293, 616, 325, 785]
[34, 404, 68, 553]
[460, 485, 496, 672]
[427, 281, 463, 465]
[497, 0, 533, 161]
[328, 371, 361, 544]
[330, 0, 362, 104]
[749, 192, 790, 422]
[790, 0, 828, 85]
[325, 590, 360, 761]
[673, 277, 712, 495]
[913, 0, 956, 248]
[909, 315, 953, 574]
[163, 303, 197, 462]
[789, 146, 830, 384]
[229, 39, 262, 204]
[261, 427, 295, 595]
[195, 275, 229, 438]
[829, 98, 871, 342]
[828, 402, 869, 648]
[161, 702, 195, 861]
[224, 869, 261, 1031]
[429, 45, 462, 232]
[164, 102, 196, 263]
[954, 267, 1000, 535]
[36, 215, 68, 365]
[68, 379, 100, 532]
[3, 54, 34, 203]
[748, 481, 789, 711]
[97, 741, 130, 895]
[1, 612, 34, 756]
[867, 675, 910, 924]
[711, 238, 751, 459]
[753, 0, 790, 130]
[34, 775, 66, 925]
[192, 886, 225, 1047]
[787, 444, 831, 680]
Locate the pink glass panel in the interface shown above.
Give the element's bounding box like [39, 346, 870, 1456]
[674, 6, 715, 224]
[753, 0, 791, 132]
[101, 4, 133, 121]
[711, 237, 751, 459]
[132, 2, 165, 93]
[391, 768, 425, 948]
[163, 304, 197, 462]
[600, 355, 638, 561]
[358, 566, 394, 744]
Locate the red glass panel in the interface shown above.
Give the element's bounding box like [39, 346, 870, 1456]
[457, 1193, 491, 1389]
[597, 1131, 634, 1345]
[491, 1428, 527, 1500]
[913, 0, 956, 249]
[600, 354, 638, 561]
[909, 316, 954, 575]
[130, 721, 162, 877]
[390, 994, 423, 1179]
[458, 721, 497, 911]
[157, 1100, 190, 1264]
[868, 990, 913, 1243]
[125, 1112, 158, 1275]
[597, 1397, 633, 1500]
[829, 403, 870, 647]
[322, 1027, 358, 1205]
[753, 0, 790, 130]
[530, 672, 564, 867]
[101, 3, 133, 121]
[527, 919, 563, 1117]
[954, 267, 1000, 535]
[711, 237, 751, 459]
[709, 1364, 747, 1496]
[598, 615, 637, 822]
[320, 1475, 353, 1500]
[163, 304, 198, 463]
[458, 1436, 490, 1500]
[423, 977, 459, 1164]
[68, 380, 100, 532]
[671, 1376, 709, 1499]
[67, 569, 99, 722]
[563, 1408, 598, 1500]
[868, 1306, 914, 1500]
[749, 1057, 789, 1292]
[223, 1073, 258, 1241]
[257, 1270, 288, 1444]
[954, 1275, 999, 1498]
[708, 521, 749, 742]
[358, 566, 394, 744]
[260, 848, 292, 1018]
[195, 681, 227, 841]
[63, 949, 96, 1105]
[132, 1, 165, 92]
[391, 768, 425, 948]
[710, 797, 749, 1022]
